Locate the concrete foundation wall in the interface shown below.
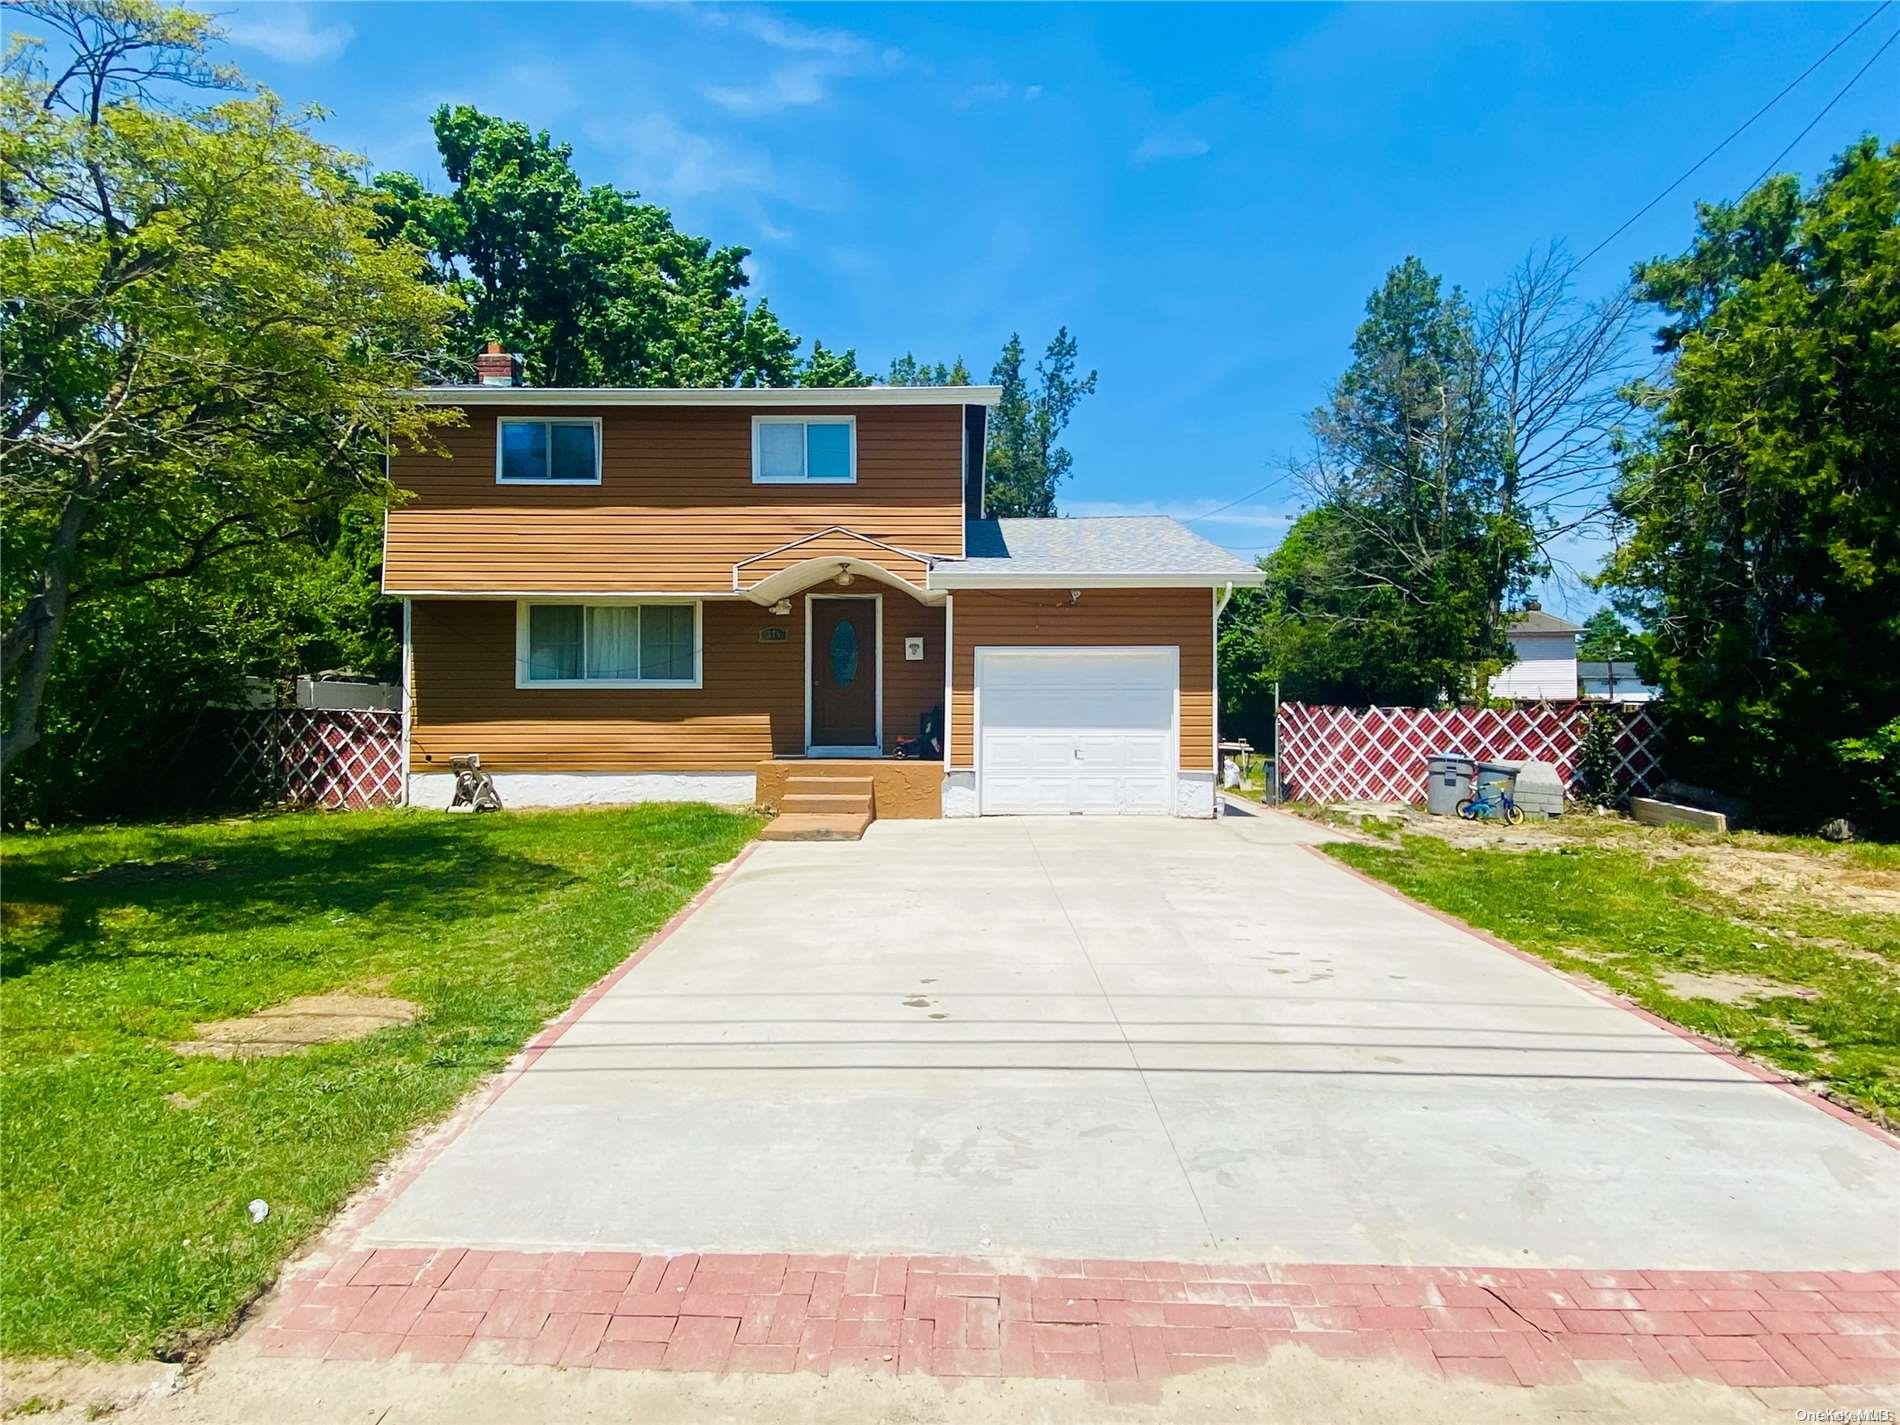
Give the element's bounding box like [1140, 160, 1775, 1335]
[408, 771, 757, 811]
[1174, 772, 1217, 819]
[943, 771, 978, 818]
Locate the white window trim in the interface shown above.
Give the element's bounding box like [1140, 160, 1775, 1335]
[495, 416, 604, 486]
[514, 598, 702, 689]
[752, 414, 857, 485]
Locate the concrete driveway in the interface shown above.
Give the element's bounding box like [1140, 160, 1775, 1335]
[365, 806, 1897, 1269]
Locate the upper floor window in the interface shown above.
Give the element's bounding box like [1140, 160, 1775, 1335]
[497, 417, 601, 484]
[753, 416, 855, 484]
[516, 600, 700, 689]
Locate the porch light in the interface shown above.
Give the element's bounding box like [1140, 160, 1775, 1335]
[834, 564, 855, 587]
[770, 599, 792, 616]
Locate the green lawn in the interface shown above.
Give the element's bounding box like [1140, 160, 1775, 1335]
[1324, 830, 1900, 1122]
[0, 804, 760, 1361]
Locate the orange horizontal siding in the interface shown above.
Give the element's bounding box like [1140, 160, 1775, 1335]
[947, 588, 1214, 770]
[387, 405, 965, 593]
[409, 595, 944, 772]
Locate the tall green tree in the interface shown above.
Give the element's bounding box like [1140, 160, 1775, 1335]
[1236, 258, 1517, 707]
[1602, 137, 1900, 828]
[373, 105, 804, 387]
[984, 328, 1098, 517]
[1577, 608, 1638, 662]
[887, 352, 971, 386]
[1, 0, 455, 803]
[796, 339, 872, 388]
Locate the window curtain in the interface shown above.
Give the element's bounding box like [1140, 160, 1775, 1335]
[585, 606, 642, 679]
[758, 422, 805, 478]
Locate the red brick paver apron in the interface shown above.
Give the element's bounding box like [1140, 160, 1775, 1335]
[254, 1247, 1900, 1394]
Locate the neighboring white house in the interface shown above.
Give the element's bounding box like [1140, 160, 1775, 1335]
[1494, 606, 1664, 703]
[1493, 607, 1583, 700]
[1578, 659, 1661, 703]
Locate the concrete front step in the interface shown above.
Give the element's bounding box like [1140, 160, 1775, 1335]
[781, 792, 873, 815]
[758, 810, 873, 842]
[785, 774, 874, 796]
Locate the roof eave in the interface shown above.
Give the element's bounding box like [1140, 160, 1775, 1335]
[399, 385, 1004, 409]
[928, 571, 1266, 591]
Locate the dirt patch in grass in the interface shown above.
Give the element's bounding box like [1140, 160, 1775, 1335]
[1691, 846, 1900, 918]
[173, 994, 420, 1060]
[1655, 970, 1818, 1004]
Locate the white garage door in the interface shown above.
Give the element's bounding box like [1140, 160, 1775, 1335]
[977, 648, 1176, 815]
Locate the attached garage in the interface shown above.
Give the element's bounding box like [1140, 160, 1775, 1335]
[975, 648, 1177, 815]
[933, 518, 1266, 820]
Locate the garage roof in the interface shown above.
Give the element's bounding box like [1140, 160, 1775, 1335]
[930, 517, 1266, 589]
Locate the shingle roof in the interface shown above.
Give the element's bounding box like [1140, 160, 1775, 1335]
[1508, 609, 1584, 635]
[937, 517, 1264, 585]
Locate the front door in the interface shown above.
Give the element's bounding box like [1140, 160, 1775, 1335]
[810, 597, 878, 750]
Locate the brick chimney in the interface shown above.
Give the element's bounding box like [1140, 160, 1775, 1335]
[475, 341, 523, 387]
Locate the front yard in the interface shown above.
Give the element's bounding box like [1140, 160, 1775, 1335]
[0, 804, 760, 1361]
[1306, 806, 1900, 1123]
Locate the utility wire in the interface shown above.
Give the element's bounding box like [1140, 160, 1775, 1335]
[1189, 5, 1894, 535]
[1745, 24, 1898, 192]
[1183, 472, 1289, 525]
[1569, 0, 1890, 274]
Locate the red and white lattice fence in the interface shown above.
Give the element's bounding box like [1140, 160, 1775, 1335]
[222, 709, 404, 810]
[1275, 701, 1664, 806]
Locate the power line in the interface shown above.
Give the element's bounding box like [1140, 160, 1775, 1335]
[1745, 24, 1898, 192]
[1569, 0, 1890, 274]
[1183, 473, 1289, 525]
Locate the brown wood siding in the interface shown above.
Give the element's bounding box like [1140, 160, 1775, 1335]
[409, 594, 943, 772]
[881, 599, 945, 749]
[387, 405, 964, 593]
[947, 588, 1214, 771]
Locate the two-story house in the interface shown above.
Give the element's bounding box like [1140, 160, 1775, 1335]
[384, 346, 1262, 828]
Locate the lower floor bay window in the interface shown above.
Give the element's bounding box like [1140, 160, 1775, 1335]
[516, 601, 701, 688]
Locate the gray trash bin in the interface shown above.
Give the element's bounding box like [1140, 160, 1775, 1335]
[1474, 761, 1520, 804]
[1426, 752, 1476, 815]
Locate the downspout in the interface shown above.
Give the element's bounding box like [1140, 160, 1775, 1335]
[1212, 582, 1234, 808]
[399, 597, 413, 807]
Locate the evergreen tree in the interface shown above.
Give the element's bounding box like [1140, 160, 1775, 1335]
[1253, 258, 1514, 704]
[1574, 709, 1624, 808]
[984, 328, 1097, 517]
[887, 353, 971, 385]
[1602, 137, 1900, 828]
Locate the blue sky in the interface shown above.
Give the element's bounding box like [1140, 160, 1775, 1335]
[215, 1, 1896, 614]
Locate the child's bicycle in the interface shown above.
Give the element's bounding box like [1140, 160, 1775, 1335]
[1456, 783, 1524, 825]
